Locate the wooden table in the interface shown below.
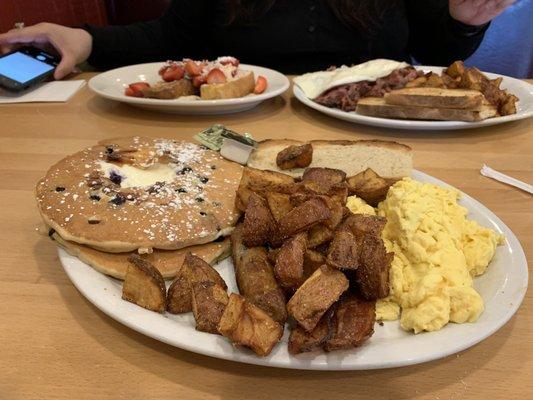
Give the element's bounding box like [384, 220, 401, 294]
[0, 73, 531, 400]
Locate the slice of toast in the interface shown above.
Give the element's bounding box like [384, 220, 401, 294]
[384, 87, 484, 109]
[141, 79, 196, 99]
[247, 139, 412, 179]
[356, 97, 498, 122]
[200, 70, 255, 100]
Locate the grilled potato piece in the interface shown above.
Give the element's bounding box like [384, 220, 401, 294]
[301, 167, 347, 194]
[355, 235, 393, 300]
[326, 230, 359, 270]
[265, 192, 294, 222]
[274, 232, 307, 291]
[218, 293, 283, 357]
[287, 265, 349, 332]
[346, 168, 391, 206]
[338, 213, 387, 241]
[191, 281, 229, 334]
[307, 223, 334, 248]
[167, 252, 227, 314]
[123, 255, 166, 313]
[405, 76, 427, 88]
[424, 72, 445, 88]
[288, 308, 334, 355]
[276, 143, 313, 170]
[324, 294, 376, 351]
[231, 225, 287, 323]
[236, 167, 296, 211]
[445, 60, 466, 79]
[278, 197, 331, 239]
[242, 192, 278, 248]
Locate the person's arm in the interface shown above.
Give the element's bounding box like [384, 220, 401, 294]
[84, 0, 211, 70]
[405, 0, 490, 65]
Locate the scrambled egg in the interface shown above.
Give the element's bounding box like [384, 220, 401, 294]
[346, 179, 503, 334]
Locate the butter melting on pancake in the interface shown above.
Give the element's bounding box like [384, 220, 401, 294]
[36, 137, 243, 253]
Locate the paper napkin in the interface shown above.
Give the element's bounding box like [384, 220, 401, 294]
[0, 80, 86, 104]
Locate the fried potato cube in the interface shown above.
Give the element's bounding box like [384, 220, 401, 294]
[242, 192, 278, 248]
[405, 76, 427, 88]
[346, 168, 391, 206]
[218, 293, 283, 357]
[122, 255, 166, 313]
[324, 294, 376, 351]
[303, 249, 326, 279]
[276, 143, 313, 170]
[321, 195, 344, 229]
[191, 281, 229, 334]
[288, 309, 334, 355]
[441, 72, 460, 88]
[167, 252, 227, 314]
[326, 230, 359, 270]
[278, 197, 331, 239]
[338, 213, 387, 241]
[231, 225, 288, 323]
[445, 60, 466, 79]
[327, 184, 349, 205]
[301, 167, 347, 194]
[236, 167, 296, 211]
[274, 232, 307, 290]
[307, 223, 334, 248]
[265, 192, 294, 222]
[287, 265, 349, 332]
[355, 235, 393, 300]
[424, 72, 445, 88]
[500, 93, 518, 116]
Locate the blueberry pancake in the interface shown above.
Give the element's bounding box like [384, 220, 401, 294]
[36, 137, 243, 253]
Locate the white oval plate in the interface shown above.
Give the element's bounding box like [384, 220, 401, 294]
[293, 67, 533, 130]
[58, 170, 528, 370]
[88, 63, 290, 115]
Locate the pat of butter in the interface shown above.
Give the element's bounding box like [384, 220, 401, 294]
[99, 160, 176, 188]
[220, 138, 255, 165]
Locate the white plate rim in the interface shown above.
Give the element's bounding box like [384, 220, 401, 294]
[88, 63, 290, 108]
[293, 66, 533, 130]
[58, 169, 529, 370]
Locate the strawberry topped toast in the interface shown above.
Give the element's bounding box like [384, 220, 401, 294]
[125, 56, 268, 100]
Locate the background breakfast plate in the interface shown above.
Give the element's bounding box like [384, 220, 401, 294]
[88, 63, 290, 115]
[58, 170, 528, 370]
[293, 67, 533, 130]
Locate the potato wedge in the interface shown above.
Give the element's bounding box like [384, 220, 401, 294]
[303, 249, 326, 279]
[346, 168, 391, 206]
[231, 225, 287, 323]
[242, 192, 278, 248]
[355, 235, 393, 300]
[166, 252, 227, 314]
[191, 281, 229, 334]
[278, 197, 331, 239]
[218, 293, 283, 357]
[307, 223, 334, 248]
[288, 308, 335, 355]
[338, 213, 386, 241]
[122, 255, 166, 313]
[274, 232, 307, 291]
[287, 265, 349, 332]
[276, 143, 313, 170]
[326, 230, 359, 270]
[265, 192, 294, 222]
[324, 294, 376, 351]
[301, 167, 347, 194]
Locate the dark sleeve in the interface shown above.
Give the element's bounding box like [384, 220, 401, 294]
[405, 0, 490, 65]
[84, 0, 211, 70]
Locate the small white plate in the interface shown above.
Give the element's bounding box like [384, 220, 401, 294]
[88, 63, 290, 115]
[58, 170, 528, 370]
[293, 67, 533, 130]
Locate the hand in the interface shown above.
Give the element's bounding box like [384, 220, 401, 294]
[0, 23, 93, 79]
[449, 0, 515, 26]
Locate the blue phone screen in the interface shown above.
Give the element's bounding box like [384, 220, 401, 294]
[0, 52, 54, 84]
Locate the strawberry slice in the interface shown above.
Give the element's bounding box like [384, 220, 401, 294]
[162, 65, 185, 82]
[184, 60, 202, 77]
[206, 68, 227, 84]
[192, 75, 206, 88]
[254, 76, 267, 94]
[125, 82, 150, 97]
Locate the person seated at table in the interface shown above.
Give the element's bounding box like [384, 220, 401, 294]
[0, 0, 515, 79]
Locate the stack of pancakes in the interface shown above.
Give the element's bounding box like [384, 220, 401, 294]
[36, 137, 243, 279]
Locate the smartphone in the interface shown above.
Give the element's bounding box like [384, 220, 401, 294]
[0, 47, 59, 92]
